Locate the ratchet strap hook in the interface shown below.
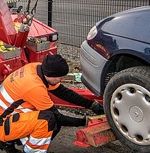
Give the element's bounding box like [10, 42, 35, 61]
[21, 0, 38, 26]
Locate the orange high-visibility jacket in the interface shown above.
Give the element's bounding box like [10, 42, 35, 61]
[0, 110, 56, 153]
[0, 63, 60, 116]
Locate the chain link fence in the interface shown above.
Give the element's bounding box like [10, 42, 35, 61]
[51, 0, 150, 47]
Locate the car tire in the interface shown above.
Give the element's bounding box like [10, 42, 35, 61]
[103, 66, 150, 153]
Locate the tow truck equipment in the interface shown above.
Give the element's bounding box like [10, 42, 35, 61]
[0, 0, 116, 148]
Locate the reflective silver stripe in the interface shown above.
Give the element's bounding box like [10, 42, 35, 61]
[0, 84, 14, 104]
[20, 137, 28, 145]
[11, 111, 19, 115]
[0, 99, 8, 110]
[16, 106, 33, 113]
[24, 144, 47, 153]
[0, 84, 33, 113]
[29, 135, 52, 146]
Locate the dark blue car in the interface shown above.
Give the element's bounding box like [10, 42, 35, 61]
[80, 6, 150, 153]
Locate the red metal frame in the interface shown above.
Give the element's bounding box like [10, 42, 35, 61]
[26, 46, 57, 63]
[0, 0, 58, 82]
[11, 15, 57, 38]
[0, 0, 16, 45]
[73, 116, 116, 147]
[0, 57, 23, 81]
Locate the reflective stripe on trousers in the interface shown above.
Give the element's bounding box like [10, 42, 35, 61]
[24, 135, 52, 153]
[24, 145, 47, 153]
[21, 135, 52, 152]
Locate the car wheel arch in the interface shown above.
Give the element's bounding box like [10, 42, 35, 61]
[100, 53, 149, 95]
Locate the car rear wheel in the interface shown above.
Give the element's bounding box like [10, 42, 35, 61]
[104, 66, 150, 153]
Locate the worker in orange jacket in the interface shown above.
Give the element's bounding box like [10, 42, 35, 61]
[0, 54, 104, 153]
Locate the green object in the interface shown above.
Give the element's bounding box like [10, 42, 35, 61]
[74, 73, 82, 82]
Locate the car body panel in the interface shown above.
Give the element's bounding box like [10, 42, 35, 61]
[88, 32, 150, 63]
[101, 7, 150, 44]
[80, 40, 108, 96]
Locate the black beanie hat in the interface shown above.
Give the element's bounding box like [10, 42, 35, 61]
[41, 54, 69, 77]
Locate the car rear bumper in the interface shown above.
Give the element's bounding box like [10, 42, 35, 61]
[80, 40, 108, 96]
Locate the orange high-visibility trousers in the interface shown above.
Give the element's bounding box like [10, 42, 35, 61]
[0, 110, 55, 153]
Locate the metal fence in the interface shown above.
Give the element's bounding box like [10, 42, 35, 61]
[50, 0, 150, 47]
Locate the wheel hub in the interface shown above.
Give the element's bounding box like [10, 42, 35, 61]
[111, 83, 150, 145]
[129, 106, 143, 122]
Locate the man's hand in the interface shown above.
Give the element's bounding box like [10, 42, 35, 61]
[90, 100, 104, 115]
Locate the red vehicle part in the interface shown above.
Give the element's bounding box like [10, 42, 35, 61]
[0, 1, 16, 45]
[11, 15, 58, 40]
[26, 46, 57, 63]
[0, 57, 23, 82]
[0, 47, 28, 82]
[21, 27, 30, 48]
[0, 45, 57, 82]
[73, 116, 116, 147]
[0, 0, 58, 82]
[14, 25, 25, 47]
[0, 0, 58, 48]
